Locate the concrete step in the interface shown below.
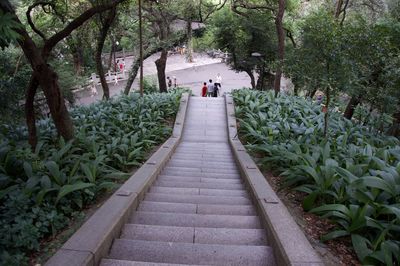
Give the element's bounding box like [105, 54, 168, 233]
[168, 159, 237, 170]
[144, 193, 252, 206]
[174, 149, 232, 156]
[149, 187, 248, 198]
[159, 170, 241, 179]
[162, 166, 239, 175]
[155, 180, 244, 190]
[158, 175, 242, 184]
[197, 204, 257, 216]
[138, 201, 257, 216]
[149, 186, 199, 195]
[108, 239, 274, 265]
[120, 224, 267, 246]
[171, 154, 235, 163]
[138, 201, 196, 214]
[101, 259, 195, 266]
[130, 211, 261, 229]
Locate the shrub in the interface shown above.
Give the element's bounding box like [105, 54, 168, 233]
[233, 89, 400, 265]
[0, 89, 185, 264]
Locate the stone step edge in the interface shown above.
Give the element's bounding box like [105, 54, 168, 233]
[44, 93, 191, 266]
[225, 94, 323, 266]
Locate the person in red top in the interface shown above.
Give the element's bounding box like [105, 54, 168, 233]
[201, 82, 207, 97]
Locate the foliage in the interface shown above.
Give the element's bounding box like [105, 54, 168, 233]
[284, 10, 400, 115]
[210, 7, 277, 85]
[0, 46, 31, 123]
[233, 89, 400, 265]
[0, 89, 184, 264]
[0, 10, 22, 49]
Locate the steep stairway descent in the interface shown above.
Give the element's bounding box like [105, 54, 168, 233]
[101, 97, 276, 265]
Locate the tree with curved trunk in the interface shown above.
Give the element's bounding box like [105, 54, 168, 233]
[273, 0, 285, 96]
[95, 7, 117, 100]
[0, 0, 124, 149]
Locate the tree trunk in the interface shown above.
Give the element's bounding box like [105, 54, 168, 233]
[1, 0, 124, 147]
[273, 0, 285, 96]
[308, 88, 317, 98]
[244, 69, 255, 89]
[26, 76, 39, 150]
[124, 58, 141, 95]
[96, 7, 116, 100]
[155, 49, 168, 93]
[186, 20, 193, 63]
[108, 37, 114, 70]
[387, 111, 400, 137]
[343, 96, 361, 120]
[71, 39, 84, 75]
[324, 87, 331, 137]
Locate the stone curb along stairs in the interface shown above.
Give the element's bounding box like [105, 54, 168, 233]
[45, 93, 190, 266]
[225, 94, 323, 265]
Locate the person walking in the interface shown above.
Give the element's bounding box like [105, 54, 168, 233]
[207, 79, 214, 97]
[201, 82, 207, 97]
[215, 73, 222, 89]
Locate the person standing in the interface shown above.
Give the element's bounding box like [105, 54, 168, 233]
[207, 79, 214, 97]
[167, 76, 172, 89]
[213, 82, 220, 97]
[201, 82, 207, 97]
[173, 76, 177, 88]
[216, 73, 222, 89]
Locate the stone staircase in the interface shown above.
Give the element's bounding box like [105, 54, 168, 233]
[100, 97, 276, 265]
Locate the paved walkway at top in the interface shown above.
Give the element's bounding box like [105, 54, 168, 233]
[100, 97, 276, 265]
[75, 53, 253, 105]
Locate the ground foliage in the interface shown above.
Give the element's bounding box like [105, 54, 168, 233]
[0, 89, 184, 265]
[232, 89, 400, 265]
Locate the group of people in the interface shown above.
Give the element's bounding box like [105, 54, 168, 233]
[202, 73, 222, 97]
[167, 76, 177, 89]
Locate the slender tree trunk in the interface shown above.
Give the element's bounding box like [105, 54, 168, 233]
[186, 20, 193, 63]
[108, 37, 114, 70]
[72, 41, 84, 75]
[26, 76, 39, 150]
[96, 7, 116, 100]
[124, 47, 160, 95]
[244, 69, 255, 89]
[273, 0, 285, 96]
[309, 88, 317, 98]
[324, 87, 331, 137]
[387, 110, 400, 137]
[343, 96, 361, 120]
[124, 58, 141, 95]
[155, 49, 168, 92]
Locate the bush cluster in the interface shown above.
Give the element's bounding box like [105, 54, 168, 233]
[233, 89, 400, 265]
[0, 90, 184, 264]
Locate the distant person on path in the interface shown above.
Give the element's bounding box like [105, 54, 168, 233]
[201, 82, 207, 97]
[216, 73, 222, 89]
[213, 83, 220, 97]
[167, 76, 172, 89]
[173, 76, 177, 88]
[316, 93, 323, 105]
[90, 77, 98, 97]
[207, 79, 214, 97]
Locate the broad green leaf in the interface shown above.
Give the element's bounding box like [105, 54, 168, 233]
[56, 182, 94, 203]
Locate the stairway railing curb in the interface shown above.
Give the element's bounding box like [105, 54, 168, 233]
[224, 94, 324, 266]
[45, 92, 191, 266]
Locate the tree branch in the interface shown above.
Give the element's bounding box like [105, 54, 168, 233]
[26, 2, 50, 40]
[43, 0, 125, 57]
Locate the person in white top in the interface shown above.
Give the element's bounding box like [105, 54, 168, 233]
[215, 73, 222, 89]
